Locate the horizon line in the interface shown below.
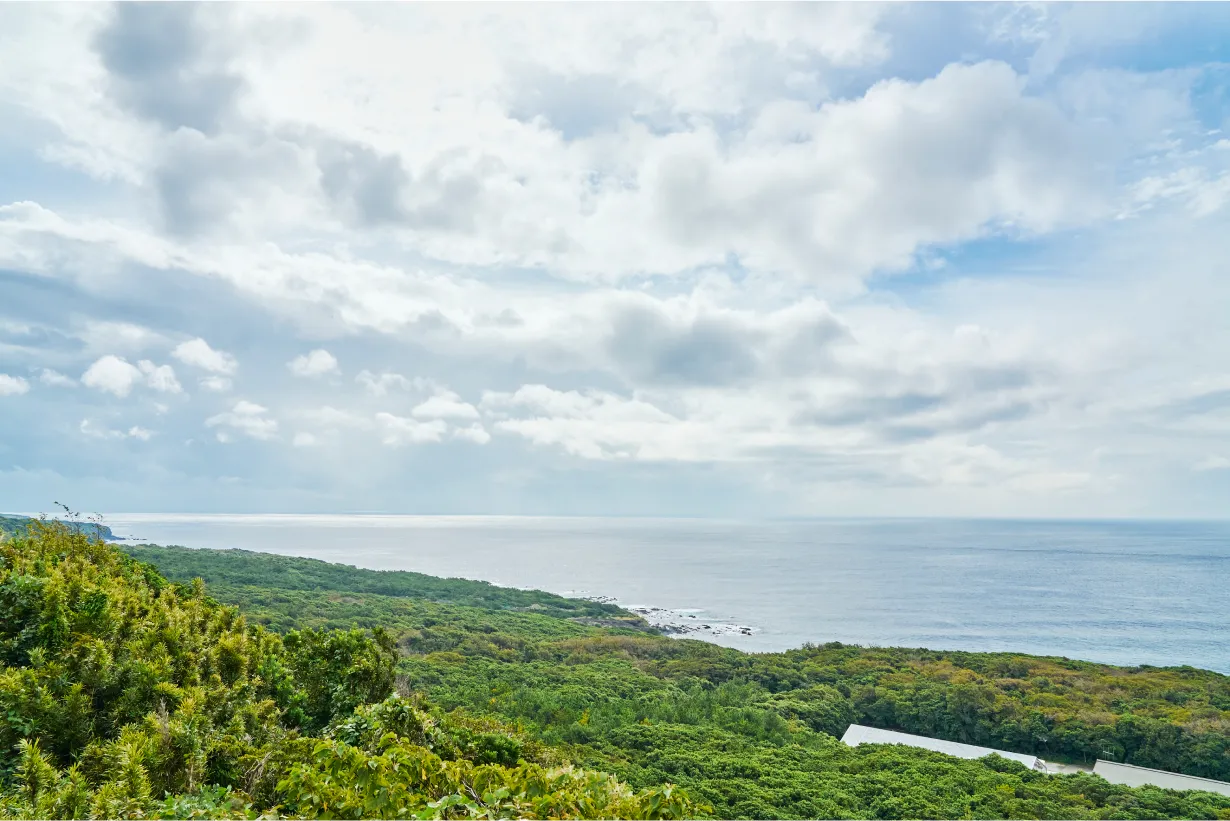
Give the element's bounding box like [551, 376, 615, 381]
[16, 511, 1230, 525]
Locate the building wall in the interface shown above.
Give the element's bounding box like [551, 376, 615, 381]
[1093, 760, 1230, 797]
[840, 724, 1042, 770]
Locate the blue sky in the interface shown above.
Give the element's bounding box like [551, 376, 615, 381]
[1, 2, 1228, 518]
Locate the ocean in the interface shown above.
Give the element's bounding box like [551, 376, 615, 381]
[103, 515, 1230, 674]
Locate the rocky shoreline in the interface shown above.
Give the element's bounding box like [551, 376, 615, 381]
[578, 594, 755, 639]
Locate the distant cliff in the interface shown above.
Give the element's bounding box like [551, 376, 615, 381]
[0, 513, 116, 541]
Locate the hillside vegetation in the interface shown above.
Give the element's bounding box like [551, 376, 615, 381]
[125, 536, 1230, 819]
[122, 544, 641, 626]
[0, 513, 113, 542]
[0, 520, 698, 819]
[1, 514, 1228, 819]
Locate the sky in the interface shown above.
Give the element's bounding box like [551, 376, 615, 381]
[1, 2, 1228, 518]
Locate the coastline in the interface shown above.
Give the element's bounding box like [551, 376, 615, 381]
[577, 593, 756, 640]
[38, 513, 1230, 672]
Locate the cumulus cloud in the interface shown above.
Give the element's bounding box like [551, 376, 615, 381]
[295, 405, 373, 433]
[137, 360, 183, 394]
[200, 376, 233, 393]
[80, 356, 181, 397]
[1, 3, 1228, 515]
[411, 390, 480, 421]
[355, 370, 414, 396]
[81, 355, 144, 397]
[288, 349, 340, 378]
[4, 6, 1113, 288]
[315, 137, 414, 228]
[80, 420, 153, 441]
[38, 369, 76, 387]
[0, 374, 31, 396]
[280, 56, 1108, 287]
[173, 337, 238, 375]
[634, 61, 1109, 286]
[476, 344, 1060, 485]
[77, 322, 168, 356]
[453, 424, 492, 445]
[601, 296, 850, 387]
[375, 412, 448, 446]
[94, 3, 245, 135]
[482, 385, 687, 461]
[206, 400, 279, 441]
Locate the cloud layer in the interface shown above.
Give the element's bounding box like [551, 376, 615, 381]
[0, 3, 1228, 516]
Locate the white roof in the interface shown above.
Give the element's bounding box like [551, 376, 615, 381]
[1094, 760, 1230, 796]
[841, 724, 1041, 769]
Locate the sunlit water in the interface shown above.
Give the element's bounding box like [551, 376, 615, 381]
[102, 515, 1230, 674]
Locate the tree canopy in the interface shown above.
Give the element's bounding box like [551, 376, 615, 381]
[0, 519, 698, 819]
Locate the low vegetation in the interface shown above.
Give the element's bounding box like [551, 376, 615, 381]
[123, 529, 1230, 819]
[0, 519, 698, 819]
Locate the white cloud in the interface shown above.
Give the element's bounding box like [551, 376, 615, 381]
[553, 60, 1106, 288]
[81, 355, 144, 397]
[79, 420, 111, 439]
[137, 360, 183, 394]
[482, 385, 689, 461]
[292, 432, 318, 448]
[475, 372, 1084, 495]
[375, 412, 447, 446]
[453, 423, 492, 445]
[0, 9, 1114, 296]
[37, 369, 75, 387]
[1195, 455, 1230, 472]
[295, 57, 1102, 288]
[80, 355, 182, 397]
[356, 370, 414, 396]
[412, 390, 480, 420]
[296, 405, 373, 431]
[79, 419, 153, 441]
[1022, 4, 1168, 81]
[200, 376, 233, 393]
[0, 374, 31, 396]
[288, 348, 339, 377]
[172, 337, 238, 375]
[206, 400, 279, 441]
[1, 3, 1227, 516]
[77, 321, 167, 355]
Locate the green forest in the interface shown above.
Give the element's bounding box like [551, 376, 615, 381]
[1, 516, 1229, 819]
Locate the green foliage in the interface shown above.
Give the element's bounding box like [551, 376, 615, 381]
[194, 582, 604, 653]
[122, 543, 642, 624]
[0, 521, 699, 819]
[281, 627, 398, 734]
[0, 513, 113, 544]
[121, 542, 1230, 820]
[393, 652, 1230, 819]
[277, 725, 697, 820]
[3, 525, 1223, 819]
[572, 723, 1230, 821]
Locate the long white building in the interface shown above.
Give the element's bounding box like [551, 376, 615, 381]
[1093, 760, 1230, 796]
[839, 724, 1230, 794]
[840, 724, 1045, 771]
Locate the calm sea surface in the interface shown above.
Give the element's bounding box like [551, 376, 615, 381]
[102, 515, 1230, 674]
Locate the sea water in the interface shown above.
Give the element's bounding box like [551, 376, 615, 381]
[102, 515, 1230, 674]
